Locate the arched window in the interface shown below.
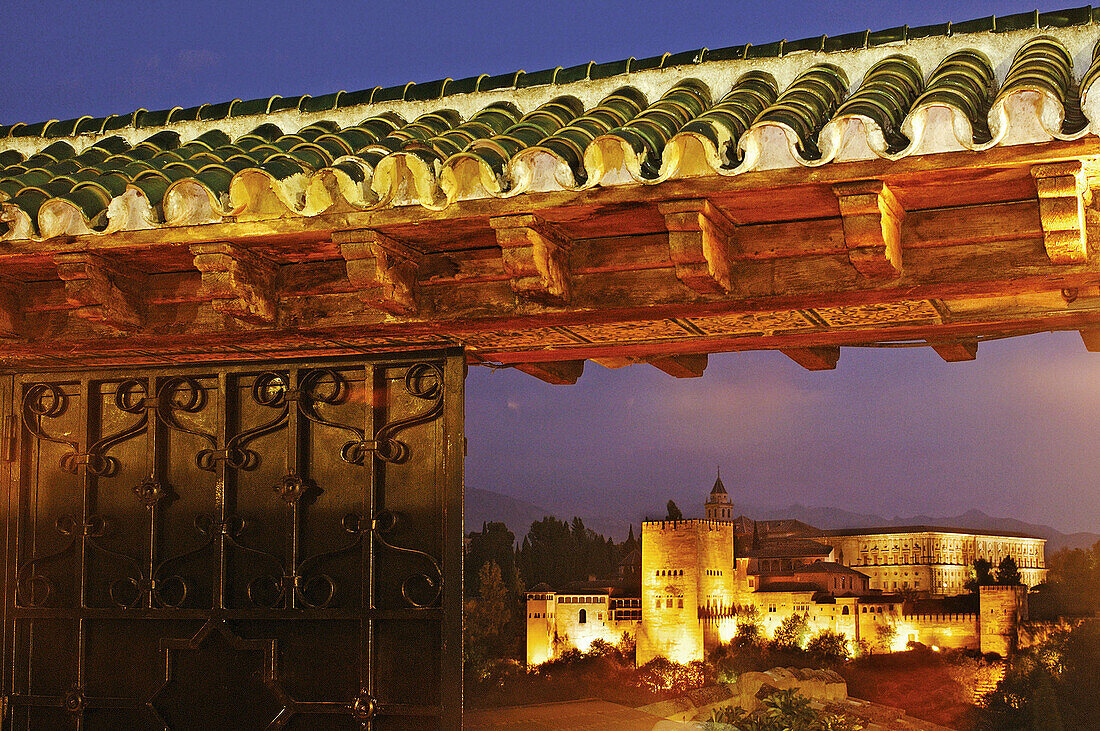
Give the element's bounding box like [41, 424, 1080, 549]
[842, 606, 850, 615]
[578, 609, 586, 624]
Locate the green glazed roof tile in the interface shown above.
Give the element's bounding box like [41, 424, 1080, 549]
[1039, 6, 1093, 26]
[996, 10, 1041, 32]
[705, 45, 747, 62]
[824, 30, 869, 52]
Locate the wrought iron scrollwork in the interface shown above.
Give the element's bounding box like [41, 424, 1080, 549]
[344, 509, 443, 609]
[15, 515, 81, 607]
[241, 494, 360, 610]
[370, 362, 444, 464]
[293, 364, 444, 465]
[22, 381, 150, 478]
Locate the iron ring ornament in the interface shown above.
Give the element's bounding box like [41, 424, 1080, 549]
[350, 689, 378, 722]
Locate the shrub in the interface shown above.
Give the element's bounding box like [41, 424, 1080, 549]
[806, 630, 850, 662]
[636, 656, 707, 692]
[772, 613, 810, 650]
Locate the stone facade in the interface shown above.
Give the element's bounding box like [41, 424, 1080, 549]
[637, 519, 737, 664]
[818, 529, 1047, 595]
[526, 483, 1047, 666]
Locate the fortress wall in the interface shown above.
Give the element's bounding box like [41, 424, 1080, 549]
[899, 613, 980, 650]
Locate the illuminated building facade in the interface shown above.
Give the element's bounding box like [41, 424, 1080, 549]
[527, 476, 1046, 665]
[816, 528, 1047, 595]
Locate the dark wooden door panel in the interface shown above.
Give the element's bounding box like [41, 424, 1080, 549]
[1, 352, 464, 730]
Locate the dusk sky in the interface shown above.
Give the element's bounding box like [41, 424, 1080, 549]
[2, 1, 1098, 533]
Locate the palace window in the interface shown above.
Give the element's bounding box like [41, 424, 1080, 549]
[579, 609, 586, 624]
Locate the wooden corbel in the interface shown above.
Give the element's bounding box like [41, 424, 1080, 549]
[334, 229, 421, 316]
[189, 243, 277, 324]
[657, 199, 736, 294]
[1080, 328, 1100, 352]
[513, 360, 584, 385]
[1031, 161, 1089, 264]
[780, 346, 839, 371]
[833, 180, 904, 277]
[647, 354, 709, 378]
[489, 214, 572, 306]
[931, 339, 978, 362]
[52, 252, 144, 330]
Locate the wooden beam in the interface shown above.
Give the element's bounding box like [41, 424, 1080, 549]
[189, 243, 277, 324]
[931, 339, 978, 362]
[833, 180, 904, 277]
[780, 346, 840, 371]
[658, 199, 736, 294]
[335, 229, 421, 316]
[512, 360, 584, 385]
[53, 252, 144, 330]
[0, 276, 22, 338]
[1031, 161, 1089, 264]
[648, 354, 709, 378]
[489, 214, 572, 306]
[1081, 328, 1100, 352]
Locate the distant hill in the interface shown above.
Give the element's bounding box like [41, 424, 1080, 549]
[467, 488, 1098, 553]
[756, 504, 1099, 552]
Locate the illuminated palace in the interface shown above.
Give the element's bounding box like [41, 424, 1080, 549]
[526, 476, 1046, 665]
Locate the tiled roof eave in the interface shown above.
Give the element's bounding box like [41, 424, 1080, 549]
[3, 22, 1100, 242]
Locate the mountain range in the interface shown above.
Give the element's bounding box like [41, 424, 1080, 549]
[466, 487, 1099, 553]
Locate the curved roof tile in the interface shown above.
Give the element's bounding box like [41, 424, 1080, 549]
[2, 11, 1100, 239]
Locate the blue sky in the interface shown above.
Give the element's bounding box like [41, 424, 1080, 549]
[3, 0, 1098, 533]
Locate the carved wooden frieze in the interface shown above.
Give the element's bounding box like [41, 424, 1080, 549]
[1031, 160, 1089, 264]
[53, 252, 145, 330]
[335, 229, 421, 316]
[657, 199, 736, 294]
[833, 180, 905, 277]
[566, 319, 695, 343]
[688, 310, 812, 336]
[812, 300, 940, 328]
[489, 214, 572, 306]
[458, 327, 580, 350]
[189, 243, 277, 324]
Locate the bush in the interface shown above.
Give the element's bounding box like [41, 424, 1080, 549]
[636, 656, 707, 692]
[979, 619, 1100, 730]
[704, 689, 861, 731]
[772, 613, 810, 650]
[806, 630, 850, 662]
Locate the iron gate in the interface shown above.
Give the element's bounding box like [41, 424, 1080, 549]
[0, 350, 464, 729]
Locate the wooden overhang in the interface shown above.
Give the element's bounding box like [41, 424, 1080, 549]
[4, 12, 1100, 382]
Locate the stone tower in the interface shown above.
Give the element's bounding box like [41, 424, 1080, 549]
[704, 471, 733, 521]
[979, 584, 1029, 656]
[637, 518, 737, 664]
